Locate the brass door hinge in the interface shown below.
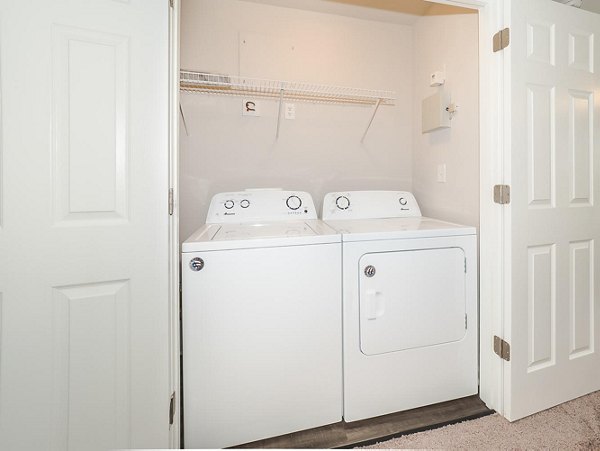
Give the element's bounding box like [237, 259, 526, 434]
[493, 28, 510, 52]
[494, 336, 511, 361]
[494, 185, 511, 205]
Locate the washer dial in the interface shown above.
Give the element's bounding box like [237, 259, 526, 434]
[240, 199, 250, 209]
[399, 197, 408, 206]
[286, 195, 302, 211]
[336, 196, 350, 210]
[224, 200, 235, 209]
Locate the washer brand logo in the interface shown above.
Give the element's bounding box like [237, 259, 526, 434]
[224, 212, 236, 216]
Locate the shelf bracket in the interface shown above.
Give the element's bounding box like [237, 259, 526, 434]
[276, 88, 284, 140]
[361, 98, 382, 143]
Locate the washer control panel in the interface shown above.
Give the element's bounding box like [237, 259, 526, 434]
[322, 191, 422, 220]
[206, 189, 317, 223]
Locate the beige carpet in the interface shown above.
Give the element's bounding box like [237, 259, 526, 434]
[363, 391, 600, 449]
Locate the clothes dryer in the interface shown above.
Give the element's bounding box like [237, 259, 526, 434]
[182, 190, 342, 448]
[322, 191, 478, 422]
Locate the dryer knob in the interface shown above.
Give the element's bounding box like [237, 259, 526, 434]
[240, 199, 250, 208]
[399, 197, 408, 206]
[286, 195, 302, 210]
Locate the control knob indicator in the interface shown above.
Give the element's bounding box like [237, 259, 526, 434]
[240, 199, 250, 208]
[286, 195, 302, 211]
[224, 200, 235, 209]
[336, 196, 350, 210]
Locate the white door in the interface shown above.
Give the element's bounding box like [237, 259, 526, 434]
[0, 1, 171, 449]
[505, 0, 600, 421]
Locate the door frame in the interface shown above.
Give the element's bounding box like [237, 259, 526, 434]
[166, 0, 507, 440]
[168, 0, 181, 448]
[410, 0, 507, 415]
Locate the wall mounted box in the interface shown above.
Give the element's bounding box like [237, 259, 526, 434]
[422, 90, 451, 133]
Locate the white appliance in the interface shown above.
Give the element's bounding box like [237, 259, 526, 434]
[182, 189, 342, 449]
[322, 191, 478, 422]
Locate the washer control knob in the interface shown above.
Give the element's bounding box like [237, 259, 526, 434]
[224, 200, 234, 209]
[286, 195, 302, 211]
[336, 195, 350, 210]
[240, 199, 250, 209]
[190, 257, 204, 272]
[399, 197, 408, 206]
[364, 265, 376, 278]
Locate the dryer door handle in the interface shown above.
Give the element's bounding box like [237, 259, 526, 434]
[366, 290, 384, 320]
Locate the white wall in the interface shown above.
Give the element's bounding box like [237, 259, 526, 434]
[179, 0, 414, 240]
[412, 7, 479, 228]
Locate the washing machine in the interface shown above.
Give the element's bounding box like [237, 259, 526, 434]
[182, 189, 342, 449]
[322, 190, 478, 422]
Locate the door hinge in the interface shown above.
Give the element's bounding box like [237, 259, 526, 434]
[464, 257, 467, 273]
[494, 336, 511, 361]
[493, 28, 510, 52]
[494, 184, 511, 205]
[169, 0, 174, 7]
[465, 314, 468, 330]
[168, 188, 174, 215]
[169, 391, 176, 426]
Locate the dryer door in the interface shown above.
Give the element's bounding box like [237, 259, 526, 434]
[359, 247, 467, 355]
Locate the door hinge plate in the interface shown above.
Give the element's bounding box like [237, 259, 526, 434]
[169, 391, 176, 426]
[493, 28, 510, 52]
[168, 188, 174, 215]
[494, 184, 511, 205]
[169, 0, 174, 7]
[494, 336, 511, 361]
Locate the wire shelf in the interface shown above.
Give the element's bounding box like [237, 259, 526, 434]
[180, 71, 396, 106]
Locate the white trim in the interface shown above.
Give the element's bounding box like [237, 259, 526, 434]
[500, 0, 512, 420]
[431, 0, 490, 7]
[168, 0, 181, 447]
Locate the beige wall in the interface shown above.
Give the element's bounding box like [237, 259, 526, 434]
[179, 0, 479, 240]
[179, 0, 414, 240]
[412, 9, 479, 228]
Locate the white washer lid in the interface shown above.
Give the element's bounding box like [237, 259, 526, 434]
[182, 220, 341, 252]
[324, 217, 476, 242]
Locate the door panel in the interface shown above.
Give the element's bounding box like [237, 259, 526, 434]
[506, 0, 600, 421]
[0, 1, 170, 449]
[359, 248, 466, 356]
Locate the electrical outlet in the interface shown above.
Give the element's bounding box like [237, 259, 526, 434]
[437, 164, 447, 183]
[285, 103, 296, 120]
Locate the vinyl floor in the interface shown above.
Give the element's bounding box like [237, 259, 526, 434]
[234, 395, 493, 449]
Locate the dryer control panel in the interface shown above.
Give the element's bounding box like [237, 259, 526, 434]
[322, 191, 422, 220]
[206, 189, 318, 224]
